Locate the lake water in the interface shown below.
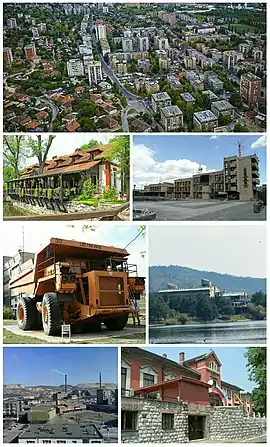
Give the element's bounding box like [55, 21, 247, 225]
[149, 320, 266, 344]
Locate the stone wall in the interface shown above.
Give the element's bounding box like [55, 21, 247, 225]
[206, 407, 267, 441]
[121, 398, 267, 443]
[11, 200, 126, 216]
[121, 397, 189, 444]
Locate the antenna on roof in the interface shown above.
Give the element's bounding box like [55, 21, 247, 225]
[237, 140, 242, 158]
[198, 164, 203, 173]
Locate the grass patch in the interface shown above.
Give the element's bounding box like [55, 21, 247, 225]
[3, 319, 17, 326]
[3, 328, 49, 344]
[74, 198, 99, 207]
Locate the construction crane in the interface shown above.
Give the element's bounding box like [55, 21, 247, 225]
[237, 140, 242, 158]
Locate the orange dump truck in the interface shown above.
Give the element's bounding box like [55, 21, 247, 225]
[10, 237, 145, 336]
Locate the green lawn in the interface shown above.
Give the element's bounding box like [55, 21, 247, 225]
[3, 328, 49, 344]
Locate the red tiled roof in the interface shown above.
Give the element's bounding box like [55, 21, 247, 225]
[25, 121, 41, 130]
[35, 111, 49, 118]
[66, 121, 81, 132]
[43, 160, 100, 175]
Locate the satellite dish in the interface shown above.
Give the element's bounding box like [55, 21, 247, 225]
[208, 379, 214, 386]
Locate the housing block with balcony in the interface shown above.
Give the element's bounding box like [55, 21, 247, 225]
[121, 348, 261, 443]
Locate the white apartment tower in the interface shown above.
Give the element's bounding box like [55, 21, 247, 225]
[88, 61, 103, 85]
[67, 59, 84, 77]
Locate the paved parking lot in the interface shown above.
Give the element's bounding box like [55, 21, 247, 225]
[134, 200, 266, 221]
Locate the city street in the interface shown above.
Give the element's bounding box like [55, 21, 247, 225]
[133, 200, 266, 221]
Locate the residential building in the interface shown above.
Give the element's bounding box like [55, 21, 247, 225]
[96, 23, 107, 40]
[3, 251, 35, 311]
[174, 177, 193, 199]
[223, 50, 242, 70]
[7, 18, 17, 28]
[3, 399, 23, 419]
[100, 38, 110, 56]
[224, 154, 259, 201]
[3, 47, 13, 65]
[240, 73, 262, 106]
[252, 48, 263, 61]
[151, 92, 171, 114]
[24, 44, 37, 60]
[32, 27, 39, 39]
[137, 59, 150, 72]
[19, 423, 104, 444]
[163, 13, 177, 25]
[154, 36, 169, 50]
[211, 100, 235, 120]
[193, 110, 218, 131]
[159, 57, 171, 71]
[161, 105, 184, 131]
[239, 43, 250, 55]
[87, 60, 103, 85]
[184, 56, 197, 69]
[122, 38, 133, 53]
[138, 36, 149, 52]
[180, 93, 196, 105]
[204, 71, 224, 93]
[67, 59, 84, 77]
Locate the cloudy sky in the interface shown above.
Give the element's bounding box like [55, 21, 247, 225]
[21, 134, 115, 167]
[3, 222, 146, 277]
[149, 224, 266, 278]
[132, 135, 267, 188]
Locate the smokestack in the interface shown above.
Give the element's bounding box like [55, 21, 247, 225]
[99, 372, 102, 390]
[163, 354, 167, 358]
[64, 374, 67, 394]
[179, 352, 185, 364]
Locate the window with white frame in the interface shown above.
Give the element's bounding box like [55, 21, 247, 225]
[139, 365, 158, 388]
[121, 359, 131, 393]
[209, 361, 217, 371]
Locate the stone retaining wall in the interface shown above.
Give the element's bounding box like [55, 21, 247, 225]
[206, 407, 267, 441]
[121, 398, 267, 443]
[121, 398, 189, 443]
[11, 200, 125, 215]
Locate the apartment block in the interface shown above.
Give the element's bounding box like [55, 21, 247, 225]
[224, 154, 259, 201]
[193, 110, 218, 131]
[3, 47, 13, 65]
[211, 100, 235, 120]
[87, 60, 103, 85]
[240, 73, 262, 106]
[151, 92, 171, 114]
[24, 44, 37, 60]
[160, 105, 184, 131]
[67, 59, 84, 77]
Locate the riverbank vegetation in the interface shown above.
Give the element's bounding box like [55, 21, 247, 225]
[149, 291, 266, 325]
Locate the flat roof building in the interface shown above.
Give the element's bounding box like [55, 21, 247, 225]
[180, 92, 196, 104]
[211, 100, 235, 119]
[193, 110, 218, 131]
[19, 423, 104, 443]
[151, 92, 171, 114]
[160, 105, 184, 131]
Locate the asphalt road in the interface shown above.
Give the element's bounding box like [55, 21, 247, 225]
[133, 200, 266, 221]
[39, 97, 59, 131]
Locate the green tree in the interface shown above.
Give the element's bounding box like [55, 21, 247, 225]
[251, 291, 266, 308]
[245, 348, 266, 415]
[80, 139, 100, 151]
[3, 135, 28, 178]
[3, 166, 16, 185]
[196, 296, 218, 321]
[27, 135, 56, 174]
[105, 136, 130, 199]
[149, 293, 170, 323]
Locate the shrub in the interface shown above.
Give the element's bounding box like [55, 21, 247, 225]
[3, 307, 13, 320]
[102, 186, 118, 201]
[79, 179, 96, 200]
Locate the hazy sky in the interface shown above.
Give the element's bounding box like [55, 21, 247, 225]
[4, 347, 118, 386]
[149, 224, 266, 278]
[2, 222, 146, 277]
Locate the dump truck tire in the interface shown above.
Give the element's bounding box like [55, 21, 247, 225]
[42, 293, 62, 336]
[17, 296, 37, 330]
[104, 314, 129, 331]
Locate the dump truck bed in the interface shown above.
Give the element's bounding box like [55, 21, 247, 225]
[10, 237, 130, 294]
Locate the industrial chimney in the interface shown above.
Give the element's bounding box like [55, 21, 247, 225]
[179, 352, 185, 364]
[99, 372, 102, 390]
[64, 374, 68, 394]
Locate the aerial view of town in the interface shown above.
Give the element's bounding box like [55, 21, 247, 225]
[132, 134, 267, 221]
[3, 2, 266, 133]
[4, 346, 118, 443]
